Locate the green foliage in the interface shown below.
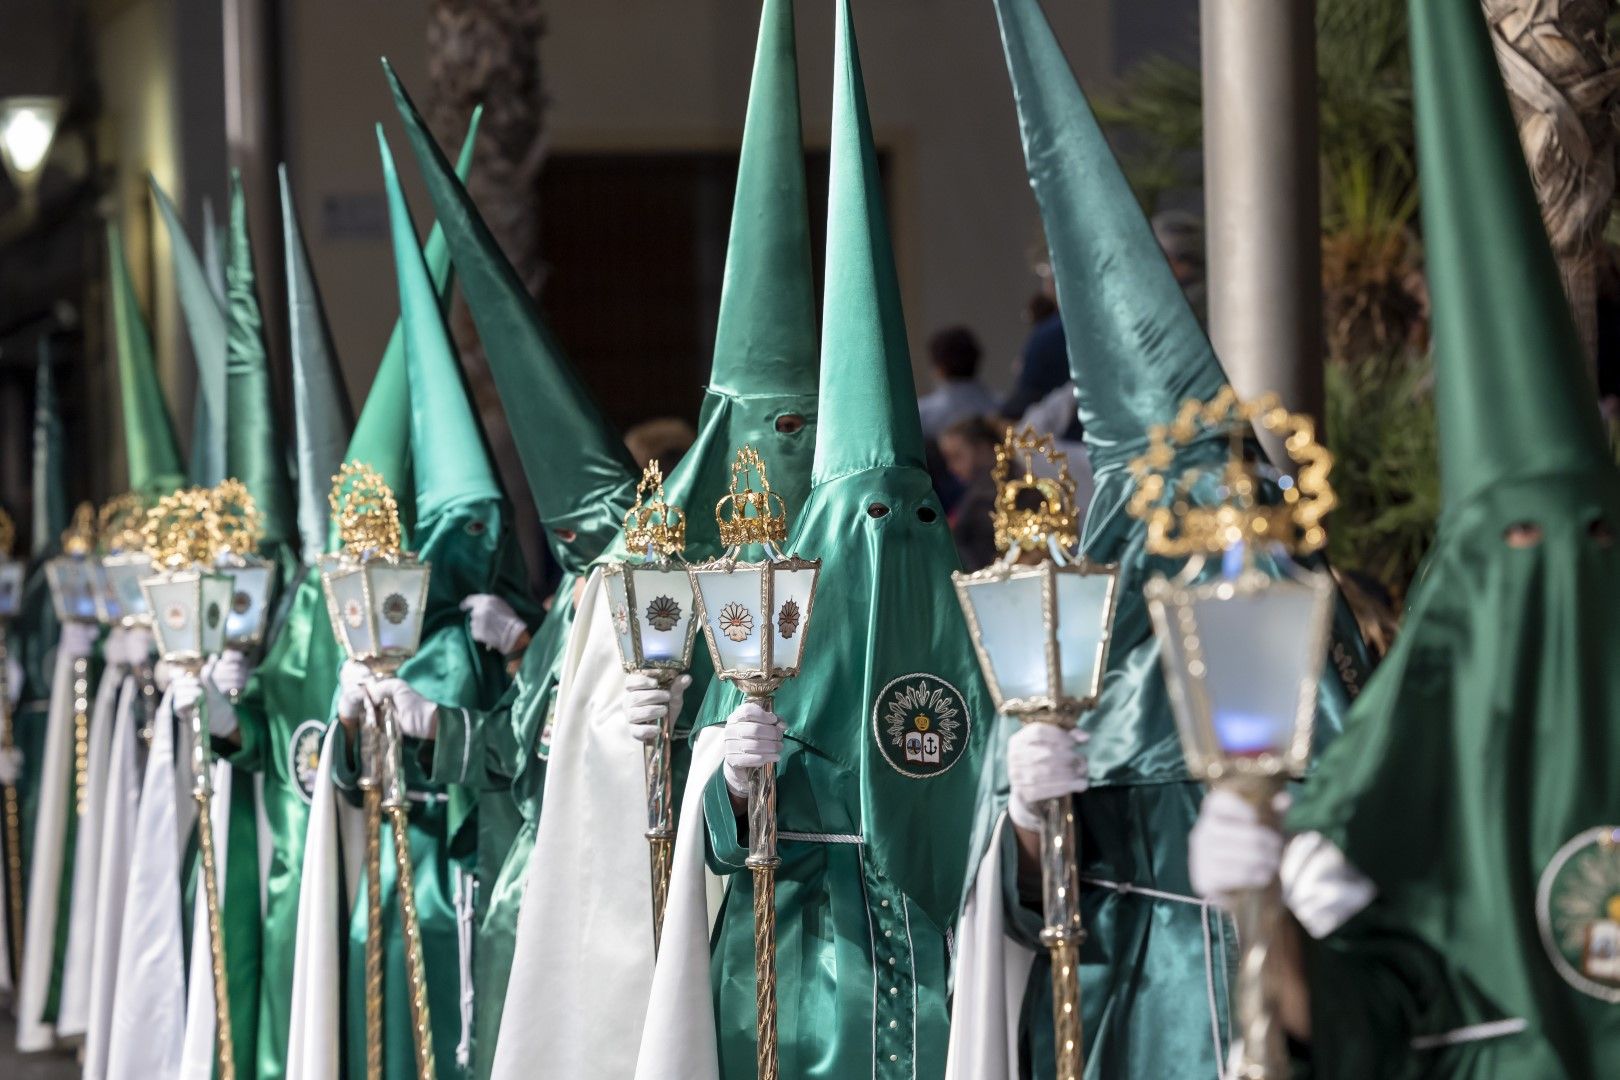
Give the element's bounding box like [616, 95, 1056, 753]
[1092, 57, 1204, 213]
[1323, 351, 1440, 599]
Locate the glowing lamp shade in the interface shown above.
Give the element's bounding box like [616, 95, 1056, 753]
[954, 559, 1119, 718]
[141, 568, 234, 664]
[688, 555, 819, 685]
[0, 98, 62, 185]
[1145, 562, 1336, 780]
[101, 552, 154, 627]
[321, 558, 431, 669]
[603, 560, 699, 674]
[0, 560, 24, 619]
[217, 556, 275, 649]
[46, 554, 101, 624]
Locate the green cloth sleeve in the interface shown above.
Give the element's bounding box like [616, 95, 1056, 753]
[702, 767, 751, 874]
[215, 677, 268, 772]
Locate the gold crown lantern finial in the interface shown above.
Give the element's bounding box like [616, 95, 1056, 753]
[992, 425, 1081, 554]
[98, 494, 148, 555]
[211, 479, 263, 559]
[715, 446, 788, 549]
[329, 463, 403, 559]
[62, 502, 97, 557]
[0, 506, 14, 559]
[624, 461, 687, 558]
[142, 489, 222, 568]
[1126, 386, 1336, 558]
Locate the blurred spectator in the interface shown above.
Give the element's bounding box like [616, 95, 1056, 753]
[1002, 253, 1069, 420]
[625, 417, 696, 477]
[939, 415, 1004, 571]
[918, 326, 1000, 440]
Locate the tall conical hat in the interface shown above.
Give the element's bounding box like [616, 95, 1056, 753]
[150, 178, 227, 486]
[279, 165, 355, 561]
[376, 127, 503, 522]
[203, 196, 226, 303]
[384, 60, 638, 571]
[30, 340, 67, 559]
[224, 171, 298, 554]
[108, 223, 186, 500]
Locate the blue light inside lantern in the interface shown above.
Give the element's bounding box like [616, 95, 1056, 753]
[1213, 708, 1285, 756]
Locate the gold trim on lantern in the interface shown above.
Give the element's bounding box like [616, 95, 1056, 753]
[624, 461, 687, 558]
[211, 479, 263, 559]
[142, 489, 221, 568]
[1126, 385, 1335, 558]
[992, 425, 1080, 555]
[715, 446, 788, 549]
[61, 502, 96, 557]
[98, 494, 148, 555]
[330, 463, 404, 559]
[0, 506, 13, 558]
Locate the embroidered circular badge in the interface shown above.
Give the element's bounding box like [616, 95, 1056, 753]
[1537, 825, 1620, 1003]
[873, 673, 971, 779]
[289, 719, 324, 804]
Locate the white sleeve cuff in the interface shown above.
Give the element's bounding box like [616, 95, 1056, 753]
[1281, 830, 1377, 939]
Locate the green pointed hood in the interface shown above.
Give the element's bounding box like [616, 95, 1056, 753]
[197, 197, 225, 484]
[280, 164, 356, 561]
[385, 59, 638, 572]
[108, 223, 186, 500]
[224, 171, 298, 553]
[150, 178, 228, 487]
[810, 0, 924, 484]
[376, 127, 502, 522]
[203, 196, 226, 304]
[30, 340, 67, 559]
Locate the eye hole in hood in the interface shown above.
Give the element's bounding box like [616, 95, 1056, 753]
[775, 414, 806, 435]
[867, 503, 890, 519]
[1503, 522, 1543, 549]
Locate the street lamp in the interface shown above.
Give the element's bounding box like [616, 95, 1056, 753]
[0, 96, 63, 214]
[952, 426, 1119, 1080]
[686, 447, 820, 1080]
[603, 461, 699, 951]
[0, 509, 26, 972]
[320, 463, 435, 1080]
[138, 487, 237, 1080]
[1131, 387, 1338, 1079]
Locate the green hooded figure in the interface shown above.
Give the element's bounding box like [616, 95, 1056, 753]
[1285, 0, 1620, 1075]
[223, 119, 479, 1080]
[319, 126, 530, 1080]
[637, 4, 991, 1076]
[150, 178, 228, 488]
[942, 2, 1372, 1077]
[109, 224, 188, 501]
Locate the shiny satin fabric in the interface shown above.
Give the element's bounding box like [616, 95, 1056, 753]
[107, 223, 187, 500]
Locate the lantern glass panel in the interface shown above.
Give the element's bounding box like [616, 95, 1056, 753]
[367, 562, 430, 658]
[693, 563, 768, 675]
[220, 561, 275, 647]
[1054, 568, 1115, 701]
[47, 557, 100, 623]
[630, 564, 696, 667]
[602, 566, 637, 667]
[145, 574, 200, 658]
[91, 562, 121, 625]
[0, 561, 23, 619]
[959, 570, 1046, 706]
[197, 573, 233, 656]
[103, 554, 153, 626]
[765, 564, 816, 675]
[324, 566, 375, 661]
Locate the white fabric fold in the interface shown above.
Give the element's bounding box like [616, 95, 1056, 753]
[84, 676, 142, 1079]
[286, 723, 349, 1080]
[1281, 829, 1377, 940]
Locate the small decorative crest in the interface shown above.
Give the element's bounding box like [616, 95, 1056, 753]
[715, 446, 788, 549]
[0, 506, 14, 558]
[61, 502, 97, 557]
[98, 494, 148, 554]
[992, 425, 1080, 554]
[1127, 386, 1335, 557]
[142, 488, 221, 567]
[623, 461, 687, 558]
[211, 479, 263, 559]
[329, 463, 403, 559]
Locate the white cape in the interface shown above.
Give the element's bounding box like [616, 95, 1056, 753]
[15, 630, 95, 1051]
[83, 676, 143, 1080]
[106, 687, 188, 1079]
[943, 813, 1036, 1080]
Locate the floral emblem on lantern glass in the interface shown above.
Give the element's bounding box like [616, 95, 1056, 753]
[777, 599, 801, 639]
[645, 595, 682, 632]
[232, 590, 252, 614]
[382, 593, 409, 626]
[873, 673, 971, 779]
[613, 603, 630, 637]
[718, 602, 754, 642]
[164, 603, 188, 631]
[343, 598, 366, 629]
[1538, 826, 1620, 1003]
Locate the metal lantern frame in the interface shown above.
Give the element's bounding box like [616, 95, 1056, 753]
[216, 551, 277, 651]
[140, 565, 235, 667]
[100, 551, 155, 628]
[688, 547, 822, 694]
[320, 554, 433, 675]
[1144, 555, 1335, 783]
[603, 555, 701, 679]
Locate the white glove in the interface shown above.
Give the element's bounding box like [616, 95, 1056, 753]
[170, 662, 240, 738]
[337, 659, 375, 723]
[1280, 831, 1378, 939]
[210, 649, 252, 698]
[1189, 787, 1287, 911]
[460, 594, 527, 655]
[624, 672, 692, 745]
[153, 659, 178, 692]
[0, 746, 21, 786]
[60, 621, 99, 656]
[4, 654, 20, 708]
[1007, 723, 1090, 832]
[370, 677, 440, 740]
[124, 626, 155, 665]
[722, 701, 784, 798]
[101, 627, 138, 669]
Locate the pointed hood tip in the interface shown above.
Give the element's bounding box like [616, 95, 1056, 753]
[108, 223, 186, 499]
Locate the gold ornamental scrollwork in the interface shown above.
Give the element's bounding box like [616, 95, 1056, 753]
[624, 461, 687, 558]
[142, 489, 222, 568]
[330, 463, 403, 559]
[61, 502, 97, 557]
[992, 424, 1080, 554]
[0, 506, 14, 558]
[98, 494, 148, 554]
[716, 446, 788, 549]
[210, 479, 263, 559]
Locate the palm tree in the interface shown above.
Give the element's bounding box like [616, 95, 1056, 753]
[1481, 0, 1620, 371]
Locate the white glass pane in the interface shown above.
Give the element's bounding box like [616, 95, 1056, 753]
[223, 563, 274, 645]
[1193, 579, 1323, 757]
[326, 569, 373, 660]
[50, 560, 99, 623]
[92, 563, 121, 624]
[0, 563, 23, 618]
[603, 567, 637, 668]
[632, 565, 695, 666]
[1055, 571, 1114, 700]
[767, 566, 816, 675]
[693, 566, 765, 674]
[369, 563, 429, 656]
[146, 576, 200, 658]
[105, 558, 152, 623]
[198, 575, 234, 655]
[963, 572, 1048, 705]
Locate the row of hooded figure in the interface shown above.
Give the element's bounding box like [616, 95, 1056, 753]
[1, 0, 1617, 1077]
